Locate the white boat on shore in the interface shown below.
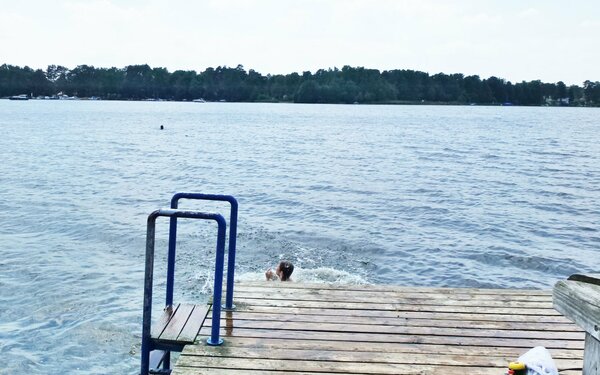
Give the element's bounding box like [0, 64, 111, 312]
[9, 94, 29, 100]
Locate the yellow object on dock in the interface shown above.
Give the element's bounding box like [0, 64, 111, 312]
[170, 282, 585, 374]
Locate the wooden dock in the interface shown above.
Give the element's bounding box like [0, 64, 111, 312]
[166, 282, 585, 375]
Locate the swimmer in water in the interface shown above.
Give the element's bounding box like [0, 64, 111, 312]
[265, 260, 294, 281]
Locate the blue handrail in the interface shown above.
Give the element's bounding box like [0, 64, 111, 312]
[141, 209, 226, 375]
[166, 193, 238, 310]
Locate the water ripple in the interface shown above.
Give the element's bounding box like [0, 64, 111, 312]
[0, 102, 599, 374]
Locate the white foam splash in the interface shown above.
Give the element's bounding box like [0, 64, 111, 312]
[236, 267, 369, 285]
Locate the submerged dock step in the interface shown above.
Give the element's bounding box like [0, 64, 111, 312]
[172, 282, 585, 374]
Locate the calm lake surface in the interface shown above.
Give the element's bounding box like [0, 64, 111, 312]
[0, 101, 599, 373]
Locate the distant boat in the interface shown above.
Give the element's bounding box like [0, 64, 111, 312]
[9, 94, 29, 101]
[59, 95, 78, 100]
[192, 98, 206, 103]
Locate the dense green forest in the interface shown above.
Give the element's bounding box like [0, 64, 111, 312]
[1, 63, 600, 106]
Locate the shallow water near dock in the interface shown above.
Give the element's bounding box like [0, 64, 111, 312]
[0, 101, 599, 374]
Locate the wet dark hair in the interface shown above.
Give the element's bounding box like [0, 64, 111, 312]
[278, 261, 294, 281]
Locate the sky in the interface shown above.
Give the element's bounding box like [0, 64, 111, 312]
[1, 0, 599, 85]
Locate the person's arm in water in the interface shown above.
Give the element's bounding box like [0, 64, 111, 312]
[265, 268, 279, 281]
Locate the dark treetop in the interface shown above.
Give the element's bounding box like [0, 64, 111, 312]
[1, 63, 599, 106]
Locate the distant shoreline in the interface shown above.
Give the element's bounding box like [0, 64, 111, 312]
[0, 97, 588, 107]
[1, 63, 599, 107]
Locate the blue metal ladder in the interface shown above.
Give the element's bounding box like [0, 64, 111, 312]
[140, 193, 239, 375]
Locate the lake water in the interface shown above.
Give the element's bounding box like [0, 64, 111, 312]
[0, 101, 599, 374]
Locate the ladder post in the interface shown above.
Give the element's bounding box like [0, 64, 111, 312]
[224, 198, 238, 310]
[206, 214, 227, 346]
[167, 193, 239, 310]
[141, 211, 159, 375]
[141, 209, 229, 374]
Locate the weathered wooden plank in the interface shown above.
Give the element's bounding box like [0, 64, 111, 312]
[228, 304, 572, 323]
[214, 311, 581, 331]
[181, 345, 583, 370]
[554, 280, 600, 341]
[175, 355, 512, 375]
[151, 304, 178, 338]
[235, 281, 551, 296]
[203, 318, 584, 340]
[177, 356, 497, 375]
[193, 336, 584, 359]
[231, 291, 552, 308]
[233, 296, 560, 315]
[172, 370, 335, 375]
[177, 305, 209, 343]
[232, 285, 553, 302]
[583, 333, 600, 375]
[172, 367, 581, 375]
[173, 369, 583, 375]
[555, 276, 600, 374]
[198, 326, 585, 349]
[158, 303, 195, 342]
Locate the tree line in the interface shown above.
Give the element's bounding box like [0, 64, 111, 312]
[1, 63, 599, 106]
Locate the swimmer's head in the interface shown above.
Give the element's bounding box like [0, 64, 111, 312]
[276, 261, 294, 281]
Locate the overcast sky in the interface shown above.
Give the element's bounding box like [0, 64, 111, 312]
[1, 0, 598, 85]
